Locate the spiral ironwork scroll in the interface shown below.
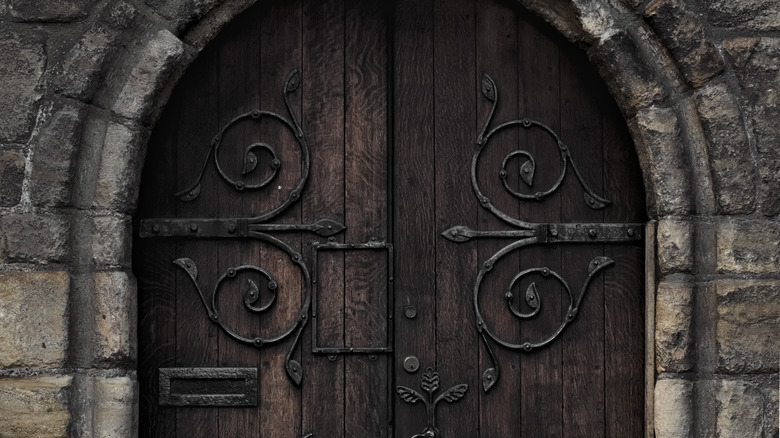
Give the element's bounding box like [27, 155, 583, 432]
[473, 74, 611, 230]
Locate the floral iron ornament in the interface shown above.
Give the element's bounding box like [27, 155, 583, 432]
[396, 367, 468, 438]
[443, 74, 644, 393]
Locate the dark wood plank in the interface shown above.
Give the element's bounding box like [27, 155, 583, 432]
[432, 0, 478, 436]
[393, 0, 437, 436]
[343, 1, 391, 436]
[516, 12, 564, 438]
[174, 42, 221, 438]
[215, 7, 262, 437]
[300, 0, 346, 435]
[256, 1, 303, 436]
[475, 1, 522, 435]
[559, 41, 606, 438]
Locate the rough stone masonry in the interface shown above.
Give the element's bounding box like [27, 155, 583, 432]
[0, 0, 778, 436]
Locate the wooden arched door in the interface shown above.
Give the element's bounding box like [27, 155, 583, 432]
[134, 0, 647, 436]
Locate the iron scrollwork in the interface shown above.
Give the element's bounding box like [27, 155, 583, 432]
[396, 367, 468, 438]
[445, 73, 644, 393]
[140, 69, 346, 387]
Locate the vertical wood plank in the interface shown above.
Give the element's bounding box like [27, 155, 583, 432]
[393, 0, 436, 436]
[301, 0, 346, 435]
[257, 1, 303, 436]
[343, 1, 391, 436]
[517, 12, 564, 438]
[433, 0, 478, 436]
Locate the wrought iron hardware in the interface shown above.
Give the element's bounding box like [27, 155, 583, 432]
[310, 240, 393, 354]
[159, 367, 257, 407]
[140, 70, 347, 387]
[444, 73, 645, 393]
[396, 367, 468, 438]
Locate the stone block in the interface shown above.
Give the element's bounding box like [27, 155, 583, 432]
[94, 122, 146, 212]
[758, 159, 780, 216]
[657, 219, 693, 274]
[91, 216, 131, 267]
[654, 378, 693, 437]
[694, 83, 755, 214]
[0, 30, 45, 143]
[716, 380, 764, 438]
[715, 280, 780, 373]
[590, 30, 666, 114]
[0, 272, 69, 368]
[705, 0, 780, 32]
[765, 383, 779, 438]
[3, 0, 97, 22]
[28, 98, 87, 207]
[723, 38, 780, 160]
[716, 219, 780, 275]
[146, 0, 221, 33]
[644, 0, 724, 88]
[0, 213, 70, 263]
[94, 376, 137, 438]
[92, 271, 136, 365]
[655, 280, 693, 372]
[629, 105, 693, 216]
[56, 2, 138, 100]
[0, 147, 25, 207]
[112, 29, 185, 122]
[0, 376, 71, 438]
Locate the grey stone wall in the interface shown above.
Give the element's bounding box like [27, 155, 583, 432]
[0, 0, 777, 436]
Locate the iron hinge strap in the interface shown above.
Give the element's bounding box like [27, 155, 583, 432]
[442, 222, 643, 244]
[139, 217, 345, 239]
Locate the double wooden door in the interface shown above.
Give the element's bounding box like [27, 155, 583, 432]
[135, 0, 647, 436]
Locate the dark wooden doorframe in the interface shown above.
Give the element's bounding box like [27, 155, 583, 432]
[134, 0, 647, 436]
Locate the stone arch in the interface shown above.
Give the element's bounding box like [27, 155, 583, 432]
[55, 0, 752, 434]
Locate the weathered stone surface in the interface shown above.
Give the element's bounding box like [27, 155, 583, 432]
[765, 383, 779, 438]
[112, 29, 185, 122]
[2, 0, 97, 22]
[715, 280, 780, 373]
[644, 0, 724, 88]
[758, 159, 780, 216]
[0, 213, 70, 263]
[94, 376, 136, 437]
[0, 147, 25, 207]
[28, 98, 87, 207]
[93, 122, 146, 211]
[0, 30, 45, 143]
[694, 83, 755, 214]
[590, 30, 666, 114]
[92, 271, 136, 365]
[655, 280, 693, 372]
[0, 272, 69, 368]
[146, 0, 221, 33]
[629, 106, 693, 216]
[716, 380, 764, 438]
[56, 2, 138, 100]
[655, 378, 693, 437]
[91, 216, 131, 267]
[569, 0, 616, 40]
[657, 219, 693, 274]
[705, 0, 780, 31]
[716, 219, 780, 275]
[0, 376, 71, 438]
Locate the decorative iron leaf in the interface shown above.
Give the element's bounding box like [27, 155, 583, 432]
[482, 368, 498, 392]
[584, 193, 607, 209]
[481, 75, 496, 102]
[285, 69, 301, 93]
[176, 182, 201, 202]
[396, 386, 424, 404]
[525, 282, 540, 309]
[286, 360, 302, 386]
[243, 150, 258, 175]
[520, 160, 535, 186]
[441, 225, 472, 243]
[435, 384, 468, 404]
[173, 258, 198, 280]
[420, 368, 439, 393]
[245, 279, 259, 302]
[313, 218, 346, 237]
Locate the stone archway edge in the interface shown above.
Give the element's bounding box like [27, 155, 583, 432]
[0, 0, 777, 436]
